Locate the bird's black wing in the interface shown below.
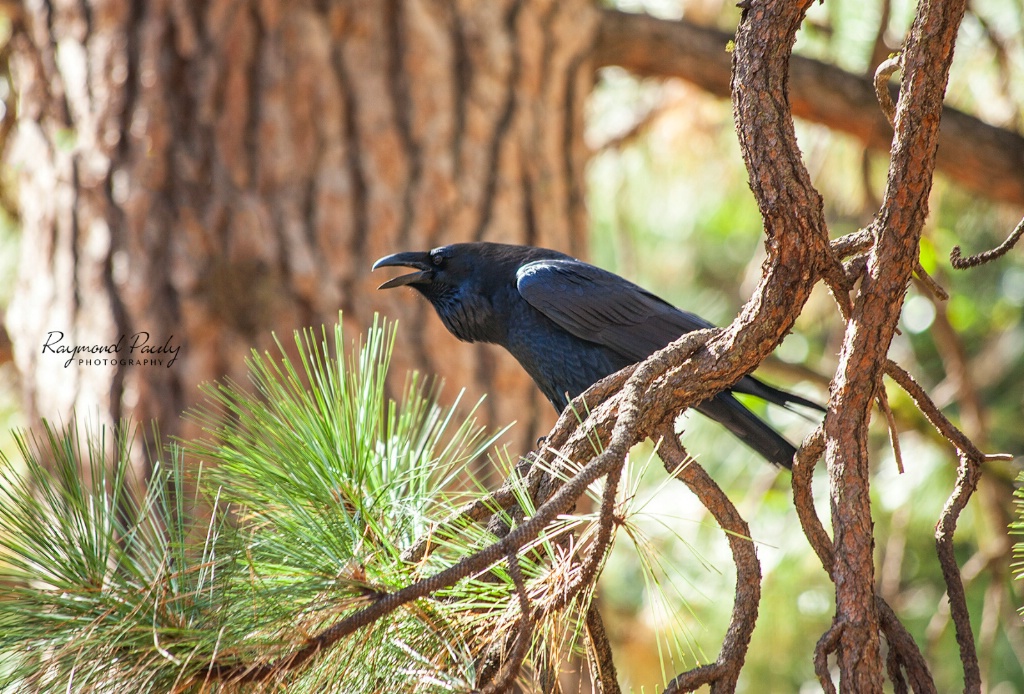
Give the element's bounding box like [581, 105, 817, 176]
[517, 258, 824, 414]
[516, 259, 712, 361]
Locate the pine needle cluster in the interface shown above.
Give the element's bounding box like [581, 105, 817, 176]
[0, 317, 517, 692]
[0, 316, 702, 692]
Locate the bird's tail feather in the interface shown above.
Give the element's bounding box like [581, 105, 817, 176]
[694, 393, 798, 468]
[733, 375, 825, 413]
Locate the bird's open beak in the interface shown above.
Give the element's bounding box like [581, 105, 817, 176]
[372, 251, 434, 289]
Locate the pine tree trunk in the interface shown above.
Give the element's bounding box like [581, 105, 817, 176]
[7, 0, 600, 462]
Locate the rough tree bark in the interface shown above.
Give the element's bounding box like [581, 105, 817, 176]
[821, 0, 968, 687]
[7, 0, 600, 464]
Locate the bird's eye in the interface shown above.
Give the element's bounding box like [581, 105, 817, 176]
[431, 252, 446, 267]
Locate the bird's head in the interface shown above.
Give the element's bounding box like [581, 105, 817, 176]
[373, 248, 442, 290]
[372, 245, 475, 299]
[372, 243, 514, 343]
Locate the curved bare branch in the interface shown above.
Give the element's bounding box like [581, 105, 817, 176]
[658, 428, 761, 694]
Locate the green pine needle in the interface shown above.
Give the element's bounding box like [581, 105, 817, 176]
[0, 316, 519, 692]
[0, 314, 709, 691]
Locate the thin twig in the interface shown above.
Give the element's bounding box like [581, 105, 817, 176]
[883, 360, 988, 461]
[402, 485, 521, 564]
[887, 642, 909, 694]
[479, 550, 535, 694]
[843, 253, 870, 286]
[816, 226, 861, 316]
[876, 597, 938, 693]
[913, 262, 950, 301]
[814, 620, 843, 694]
[830, 228, 875, 259]
[950, 216, 1024, 269]
[824, 260, 856, 319]
[574, 448, 626, 595]
[934, 453, 983, 693]
[876, 387, 905, 474]
[828, 227, 874, 320]
[584, 604, 621, 694]
[874, 52, 902, 127]
[791, 428, 833, 575]
[532, 446, 625, 618]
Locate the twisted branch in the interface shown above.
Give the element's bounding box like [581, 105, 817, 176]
[659, 428, 761, 694]
[479, 549, 535, 694]
[584, 604, 621, 694]
[793, 426, 937, 692]
[874, 52, 902, 126]
[934, 454, 983, 693]
[814, 621, 842, 694]
[950, 216, 1024, 269]
[791, 429, 833, 574]
[184, 0, 1003, 687]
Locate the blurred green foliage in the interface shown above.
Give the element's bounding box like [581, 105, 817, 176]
[0, 212, 22, 473]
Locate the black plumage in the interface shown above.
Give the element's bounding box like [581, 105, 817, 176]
[373, 242, 822, 468]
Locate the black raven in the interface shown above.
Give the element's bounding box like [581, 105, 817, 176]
[373, 242, 822, 467]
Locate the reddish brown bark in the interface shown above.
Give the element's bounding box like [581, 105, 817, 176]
[7, 0, 600, 462]
[824, 0, 969, 688]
